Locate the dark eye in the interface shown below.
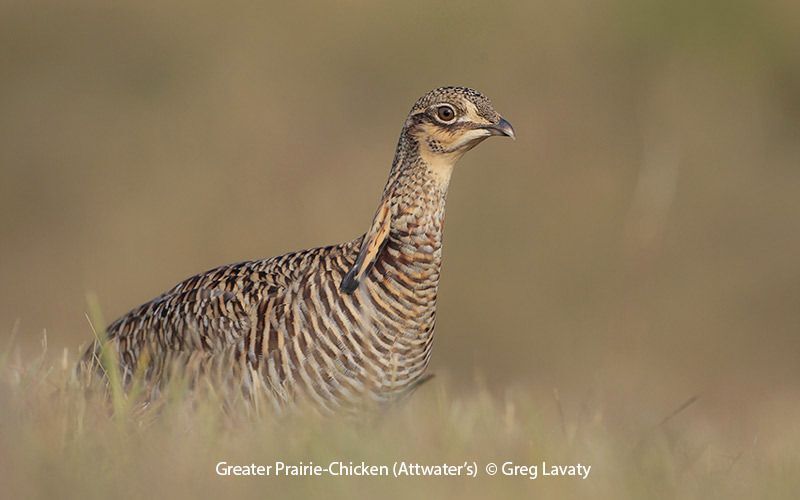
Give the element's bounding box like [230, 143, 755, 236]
[436, 105, 456, 123]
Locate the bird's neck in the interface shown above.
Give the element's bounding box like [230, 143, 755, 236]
[374, 134, 461, 285]
[383, 133, 463, 228]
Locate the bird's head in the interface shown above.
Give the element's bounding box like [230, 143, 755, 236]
[341, 87, 514, 293]
[403, 87, 515, 167]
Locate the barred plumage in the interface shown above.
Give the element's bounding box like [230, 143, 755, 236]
[80, 86, 515, 414]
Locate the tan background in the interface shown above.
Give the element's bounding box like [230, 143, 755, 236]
[1, 0, 799, 428]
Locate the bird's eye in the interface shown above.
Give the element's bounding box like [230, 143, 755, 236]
[436, 105, 456, 123]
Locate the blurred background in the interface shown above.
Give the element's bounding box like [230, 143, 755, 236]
[1, 0, 798, 436]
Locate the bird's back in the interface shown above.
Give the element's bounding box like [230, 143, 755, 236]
[82, 241, 355, 404]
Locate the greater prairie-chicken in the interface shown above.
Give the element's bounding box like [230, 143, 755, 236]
[81, 86, 515, 414]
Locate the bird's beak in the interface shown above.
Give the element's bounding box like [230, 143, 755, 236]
[484, 117, 516, 140]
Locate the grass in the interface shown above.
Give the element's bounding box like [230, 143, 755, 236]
[1, 330, 799, 499]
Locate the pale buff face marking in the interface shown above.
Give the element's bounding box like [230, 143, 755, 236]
[412, 99, 496, 188]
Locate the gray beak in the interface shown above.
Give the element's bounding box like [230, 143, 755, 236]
[485, 117, 516, 140]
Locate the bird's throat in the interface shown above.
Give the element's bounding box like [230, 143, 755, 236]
[418, 147, 461, 191]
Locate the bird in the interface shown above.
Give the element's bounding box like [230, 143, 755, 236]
[80, 86, 515, 415]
